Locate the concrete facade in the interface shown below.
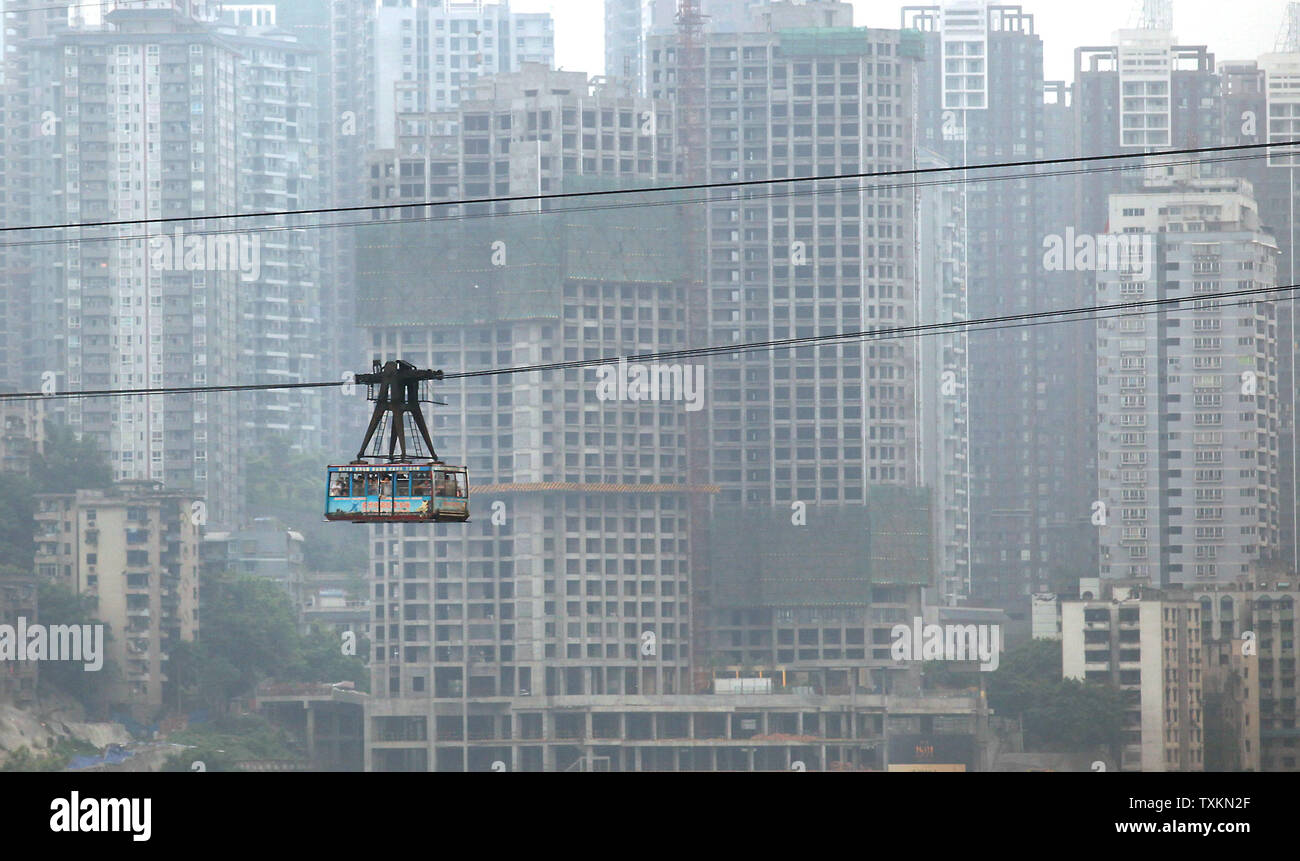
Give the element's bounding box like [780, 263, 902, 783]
[1095, 168, 1281, 586]
[33, 481, 199, 716]
[1062, 586, 1204, 771]
[20, 4, 244, 525]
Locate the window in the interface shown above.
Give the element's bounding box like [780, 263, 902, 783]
[436, 471, 467, 498]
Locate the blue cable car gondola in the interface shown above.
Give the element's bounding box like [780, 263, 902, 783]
[326, 360, 470, 524]
[325, 462, 468, 522]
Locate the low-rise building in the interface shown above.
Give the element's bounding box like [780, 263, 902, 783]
[1062, 583, 1204, 771]
[33, 481, 199, 717]
[0, 574, 38, 706]
[1191, 573, 1299, 771]
[0, 400, 44, 475]
[301, 571, 370, 638]
[201, 517, 307, 609]
[1203, 634, 1260, 771]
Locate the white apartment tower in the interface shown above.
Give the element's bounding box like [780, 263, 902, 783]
[21, 3, 243, 525]
[373, 0, 554, 149]
[1096, 164, 1281, 586]
[1062, 587, 1204, 771]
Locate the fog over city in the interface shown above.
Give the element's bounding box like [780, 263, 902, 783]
[0, 4, 1293, 826]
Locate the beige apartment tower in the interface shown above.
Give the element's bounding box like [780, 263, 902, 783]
[34, 482, 199, 716]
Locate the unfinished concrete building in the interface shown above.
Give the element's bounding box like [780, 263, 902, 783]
[368, 689, 986, 772]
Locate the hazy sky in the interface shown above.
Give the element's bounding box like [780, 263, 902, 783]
[512, 0, 1296, 82]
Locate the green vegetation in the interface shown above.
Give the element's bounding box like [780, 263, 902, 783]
[1203, 691, 1240, 771]
[160, 714, 302, 772]
[243, 437, 366, 572]
[921, 660, 980, 690]
[31, 423, 113, 493]
[987, 638, 1124, 752]
[0, 474, 35, 568]
[919, 638, 1123, 752]
[168, 568, 369, 714]
[0, 739, 99, 772]
[0, 421, 112, 570]
[33, 580, 118, 710]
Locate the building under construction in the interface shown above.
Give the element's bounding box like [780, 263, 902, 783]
[353, 53, 969, 770]
[354, 54, 711, 764]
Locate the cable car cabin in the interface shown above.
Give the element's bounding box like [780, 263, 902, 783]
[325, 463, 469, 523]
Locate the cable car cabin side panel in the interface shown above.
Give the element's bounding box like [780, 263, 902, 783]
[325, 464, 470, 523]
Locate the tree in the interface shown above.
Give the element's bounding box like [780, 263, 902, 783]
[0, 422, 110, 569]
[1022, 678, 1124, 750]
[31, 422, 112, 492]
[286, 627, 370, 690]
[170, 568, 370, 712]
[0, 473, 36, 568]
[242, 437, 366, 572]
[0, 746, 67, 772]
[196, 570, 302, 708]
[987, 638, 1123, 753]
[160, 714, 302, 771]
[33, 580, 117, 712]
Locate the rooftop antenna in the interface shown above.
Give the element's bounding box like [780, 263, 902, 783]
[1277, 2, 1300, 52]
[1128, 0, 1173, 31]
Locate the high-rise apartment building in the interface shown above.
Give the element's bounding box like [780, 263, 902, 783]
[606, 0, 832, 94]
[372, 0, 554, 150]
[0, 1, 81, 395]
[915, 147, 970, 601]
[1220, 52, 1300, 571]
[1095, 166, 1280, 586]
[645, 4, 969, 686]
[358, 65, 702, 770]
[19, 3, 243, 524]
[320, 1, 554, 451]
[906, 3, 1094, 612]
[648, 6, 918, 506]
[219, 17, 326, 452]
[604, 0, 676, 93]
[1073, 24, 1222, 237]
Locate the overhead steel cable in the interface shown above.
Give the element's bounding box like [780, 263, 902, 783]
[4, 282, 1296, 401]
[3, 1, 146, 16]
[442, 283, 1300, 380]
[3, 140, 1297, 236]
[0, 149, 1291, 252]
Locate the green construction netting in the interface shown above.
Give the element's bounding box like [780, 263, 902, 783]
[778, 27, 874, 57]
[710, 486, 935, 608]
[356, 177, 687, 328]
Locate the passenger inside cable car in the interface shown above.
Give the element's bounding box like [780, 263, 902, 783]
[324, 463, 470, 523]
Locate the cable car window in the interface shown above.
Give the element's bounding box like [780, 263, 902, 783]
[329, 473, 350, 497]
[412, 473, 432, 497]
[377, 473, 393, 497]
[452, 472, 467, 498]
[393, 472, 410, 496]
